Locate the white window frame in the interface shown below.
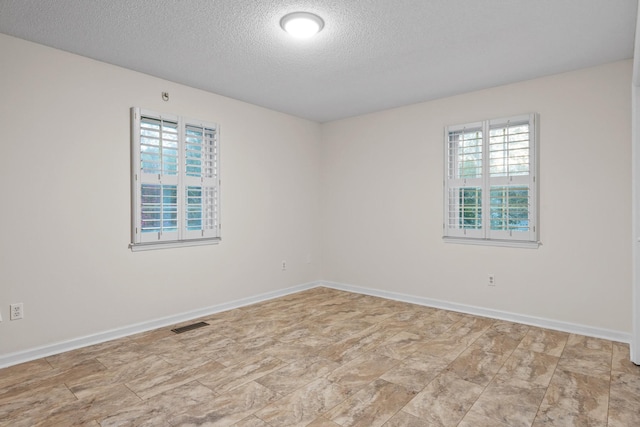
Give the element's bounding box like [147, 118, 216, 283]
[130, 107, 221, 251]
[443, 113, 539, 248]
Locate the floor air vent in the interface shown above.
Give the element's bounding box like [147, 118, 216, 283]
[171, 321, 209, 334]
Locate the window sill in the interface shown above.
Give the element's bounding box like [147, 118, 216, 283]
[130, 238, 221, 252]
[443, 237, 540, 249]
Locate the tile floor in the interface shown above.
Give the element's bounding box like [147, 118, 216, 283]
[1, 287, 639, 426]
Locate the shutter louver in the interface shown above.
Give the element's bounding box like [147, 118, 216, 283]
[140, 117, 179, 176]
[140, 184, 178, 235]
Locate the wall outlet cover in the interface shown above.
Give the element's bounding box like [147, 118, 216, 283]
[10, 303, 23, 320]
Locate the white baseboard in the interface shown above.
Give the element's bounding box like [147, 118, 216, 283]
[0, 281, 320, 369]
[320, 281, 632, 344]
[1, 279, 631, 369]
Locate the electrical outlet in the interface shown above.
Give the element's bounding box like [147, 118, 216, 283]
[488, 274, 495, 286]
[281, 260, 287, 271]
[10, 303, 23, 320]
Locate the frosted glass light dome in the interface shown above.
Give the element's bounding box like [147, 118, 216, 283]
[280, 12, 324, 39]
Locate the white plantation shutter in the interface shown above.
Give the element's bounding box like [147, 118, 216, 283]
[444, 122, 484, 239]
[131, 108, 221, 250]
[134, 112, 180, 243]
[183, 122, 219, 240]
[444, 114, 538, 246]
[487, 115, 536, 242]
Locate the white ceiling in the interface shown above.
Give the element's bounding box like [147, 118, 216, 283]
[0, 0, 637, 122]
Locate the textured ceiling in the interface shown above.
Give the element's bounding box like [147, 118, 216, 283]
[0, 0, 637, 122]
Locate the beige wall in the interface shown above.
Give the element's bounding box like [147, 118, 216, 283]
[0, 33, 633, 359]
[0, 34, 322, 355]
[321, 60, 633, 333]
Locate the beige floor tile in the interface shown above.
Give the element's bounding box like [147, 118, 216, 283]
[358, 309, 396, 324]
[556, 356, 611, 380]
[210, 336, 278, 367]
[611, 341, 640, 374]
[325, 379, 415, 427]
[458, 410, 512, 427]
[495, 348, 559, 387]
[94, 341, 149, 368]
[518, 327, 568, 357]
[227, 320, 296, 343]
[0, 384, 78, 427]
[68, 355, 173, 399]
[326, 352, 400, 396]
[444, 344, 511, 387]
[467, 381, 546, 427]
[0, 359, 53, 390]
[143, 380, 216, 414]
[126, 359, 224, 399]
[379, 362, 439, 393]
[197, 355, 283, 395]
[608, 401, 640, 427]
[255, 378, 350, 426]
[314, 309, 369, 327]
[533, 368, 610, 426]
[405, 335, 469, 362]
[257, 340, 319, 363]
[447, 316, 495, 345]
[180, 331, 237, 356]
[386, 304, 437, 323]
[277, 325, 336, 349]
[429, 309, 466, 324]
[38, 419, 101, 427]
[232, 415, 272, 427]
[43, 383, 142, 426]
[403, 371, 485, 426]
[608, 370, 640, 427]
[401, 352, 452, 374]
[0, 358, 106, 402]
[382, 410, 436, 426]
[403, 316, 455, 339]
[609, 370, 640, 402]
[128, 325, 176, 345]
[139, 335, 214, 367]
[373, 331, 424, 360]
[557, 336, 612, 379]
[487, 320, 531, 337]
[472, 321, 529, 354]
[54, 358, 108, 384]
[305, 416, 342, 426]
[319, 323, 405, 364]
[45, 339, 129, 370]
[98, 401, 172, 427]
[168, 381, 278, 426]
[561, 334, 612, 362]
[255, 355, 340, 396]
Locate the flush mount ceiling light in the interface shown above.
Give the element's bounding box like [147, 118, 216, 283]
[280, 12, 324, 39]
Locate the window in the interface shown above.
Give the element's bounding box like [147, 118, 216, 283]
[443, 114, 538, 247]
[130, 108, 220, 251]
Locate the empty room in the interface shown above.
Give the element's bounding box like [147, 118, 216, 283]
[1, 1, 640, 426]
